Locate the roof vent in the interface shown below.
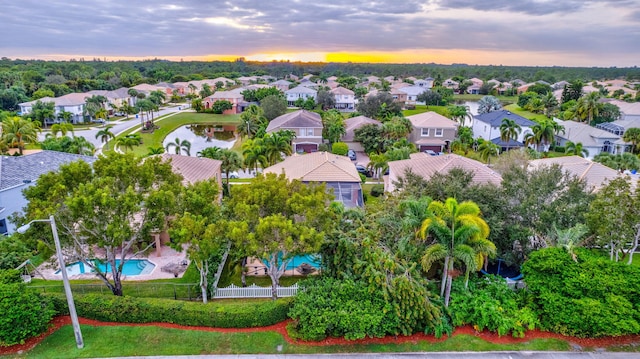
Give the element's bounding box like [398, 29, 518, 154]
[506, 111, 511, 115]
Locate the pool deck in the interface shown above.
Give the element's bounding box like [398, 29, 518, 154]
[245, 257, 320, 277]
[35, 245, 190, 281]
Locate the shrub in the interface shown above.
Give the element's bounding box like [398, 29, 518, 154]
[0, 282, 55, 346]
[47, 294, 292, 328]
[331, 142, 349, 156]
[318, 143, 329, 152]
[370, 184, 384, 197]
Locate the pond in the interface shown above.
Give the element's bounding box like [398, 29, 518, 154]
[163, 124, 238, 156]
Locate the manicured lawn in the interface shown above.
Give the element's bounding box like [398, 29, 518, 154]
[20, 326, 571, 358]
[111, 112, 241, 157]
[402, 105, 448, 117]
[454, 94, 518, 104]
[504, 104, 549, 123]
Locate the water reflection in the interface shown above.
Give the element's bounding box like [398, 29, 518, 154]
[163, 124, 237, 156]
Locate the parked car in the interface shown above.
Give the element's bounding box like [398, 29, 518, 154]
[347, 149, 357, 161]
[355, 164, 372, 177]
[222, 171, 239, 179]
[91, 119, 106, 124]
[424, 150, 438, 156]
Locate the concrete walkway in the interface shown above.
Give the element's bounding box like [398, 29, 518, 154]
[98, 352, 640, 359]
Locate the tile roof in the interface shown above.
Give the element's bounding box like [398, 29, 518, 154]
[209, 90, 244, 100]
[343, 115, 380, 142]
[264, 152, 360, 182]
[554, 119, 620, 147]
[528, 156, 621, 191]
[386, 153, 502, 192]
[407, 111, 458, 129]
[272, 80, 292, 86]
[285, 85, 317, 94]
[330, 87, 355, 96]
[20, 93, 89, 107]
[0, 150, 95, 191]
[159, 154, 221, 185]
[266, 110, 322, 132]
[607, 99, 640, 116]
[397, 85, 429, 96]
[474, 109, 536, 127]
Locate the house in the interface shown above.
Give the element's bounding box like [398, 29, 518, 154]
[271, 79, 292, 92]
[285, 86, 317, 107]
[407, 111, 458, 152]
[131, 83, 170, 98]
[385, 153, 502, 192]
[467, 84, 481, 95]
[528, 156, 623, 191]
[330, 87, 355, 111]
[398, 85, 429, 106]
[342, 115, 381, 151]
[472, 110, 536, 149]
[263, 152, 363, 208]
[19, 93, 89, 124]
[0, 151, 96, 235]
[202, 89, 245, 114]
[554, 119, 622, 159]
[266, 110, 323, 153]
[442, 78, 459, 90]
[87, 88, 133, 113]
[390, 89, 408, 105]
[596, 100, 640, 138]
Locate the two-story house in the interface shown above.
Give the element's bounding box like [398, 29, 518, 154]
[330, 87, 355, 111]
[472, 110, 536, 150]
[266, 110, 323, 153]
[407, 111, 458, 152]
[398, 86, 429, 106]
[554, 119, 623, 160]
[271, 79, 292, 92]
[203, 89, 245, 114]
[285, 86, 317, 107]
[19, 93, 88, 124]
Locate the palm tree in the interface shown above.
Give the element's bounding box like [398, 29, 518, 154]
[1, 116, 40, 155]
[218, 149, 243, 195]
[367, 153, 388, 184]
[542, 92, 559, 119]
[576, 92, 602, 126]
[477, 141, 499, 164]
[197, 146, 222, 159]
[499, 118, 522, 152]
[51, 122, 75, 138]
[58, 111, 73, 123]
[420, 198, 495, 306]
[95, 125, 115, 150]
[238, 105, 266, 139]
[622, 128, 640, 154]
[531, 119, 556, 152]
[447, 105, 472, 127]
[547, 223, 588, 262]
[115, 136, 138, 153]
[67, 136, 95, 155]
[399, 196, 432, 239]
[147, 146, 165, 155]
[165, 137, 191, 156]
[263, 132, 292, 165]
[242, 139, 268, 173]
[149, 90, 166, 106]
[564, 141, 589, 157]
[85, 95, 107, 122]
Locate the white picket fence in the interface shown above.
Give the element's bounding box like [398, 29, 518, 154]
[213, 283, 299, 298]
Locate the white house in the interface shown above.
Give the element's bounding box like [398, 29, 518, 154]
[285, 86, 317, 107]
[19, 93, 89, 124]
[330, 87, 355, 111]
[554, 119, 623, 160]
[397, 85, 429, 105]
[472, 110, 536, 149]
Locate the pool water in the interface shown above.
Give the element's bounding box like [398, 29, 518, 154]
[55, 259, 155, 276]
[263, 254, 321, 270]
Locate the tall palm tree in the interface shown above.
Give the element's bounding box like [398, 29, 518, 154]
[85, 95, 107, 122]
[564, 141, 589, 157]
[197, 146, 222, 159]
[165, 137, 191, 156]
[51, 122, 75, 138]
[531, 120, 556, 152]
[263, 132, 292, 165]
[238, 104, 266, 139]
[399, 196, 432, 239]
[95, 125, 115, 150]
[242, 139, 268, 173]
[1, 116, 40, 155]
[622, 128, 640, 154]
[115, 136, 138, 153]
[499, 118, 522, 152]
[576, 92, 602, 126]
[477, 141, 499, 164]
[218, 149, 243, 195]
[447, 105, 472, 127]
[542, 92, 559, 119]
[367, 153, 388, 184]
[420, 198, 495, 306]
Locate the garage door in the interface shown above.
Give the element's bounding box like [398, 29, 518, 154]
[295, 143, 318, 153]
[419, 145, 442, 152]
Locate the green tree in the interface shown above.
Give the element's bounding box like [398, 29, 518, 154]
[356, 92, 402, 120]
[447, 105, 472, 127]
[227, 173, 334, 299]
[95, 124, 115, 150]
[238, 104, 266, 139]
[354, 123, 386, 154]
[331, 142, 349, 155]
[85, 95, 107, 121]
[542, 92, 559, 119]
[20, 153, 183, 295]
[477, 140, 499, 164]
[367, 153, 388, 184]
[261, 94, 287, 121]
[199, 83, 213, 98]
[499, 118, 522, 152]
[420, 198, 495, 306]
[218, 149, 243, 194]
[564, 141, 589, 157]
[322, 109, 346, 146]
[623, 128, 640, 154]
[382, 116, 413, 141]
[242, 139, 268, 173]
[576, 92, 602, 126]
[477, 96, 502, 114]
[561, 80, 583, 104]
[31, 100, 56, 128]
[316, 89, 336, 110]
[146, 146, 165, 155]
[50, 122, 74, 138]
[263, 131, 293, 165]
[1, 116, 40, 155]
[211, 100, 233, 114]
[165, 137, 191, 156]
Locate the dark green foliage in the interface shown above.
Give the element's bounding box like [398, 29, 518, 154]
[0, 236, 31, 270]
[288, 278, 398, 340]
[241, 87, 282, 102]
[47, 294, 292, 328]
[261, 95, 287, 121]
[211, 100, 233, 114]
[449, 276, 538, 338]
[0, 281, 55, 346]
[356, 92, 402, 120]
[370, 184, 384, 197]
[522, 248, 640, 337]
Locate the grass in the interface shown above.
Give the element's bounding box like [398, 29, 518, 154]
[18, 327, 571, 358]
[504, 104, 549, 123]
[111, 112, 241, 157]
[402, 105, 448, 117]
[454, 94, 518, 104]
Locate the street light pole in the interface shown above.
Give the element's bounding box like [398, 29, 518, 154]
[18, 216, 84, 349]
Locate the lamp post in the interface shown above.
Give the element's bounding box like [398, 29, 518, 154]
[17, 215, 84, 349]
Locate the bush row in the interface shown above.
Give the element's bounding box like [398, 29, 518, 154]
[47, 293, 292, 328]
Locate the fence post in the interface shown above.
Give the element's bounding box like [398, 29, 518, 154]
[174, 285, 177, 300]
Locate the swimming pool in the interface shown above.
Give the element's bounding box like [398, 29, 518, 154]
[262, 254, 322, 270]
[55, 259, 156, 276]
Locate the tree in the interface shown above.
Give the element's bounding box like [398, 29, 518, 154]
[477, 96, 502, 114]
[477, 140, 499, 164]
[211, 100, 233, 114]
[85, 95, 107, 121]
[531, 119, 559, 152]
[165, 137, 191, 156]
[593, 103, 621, 125]
[561, 80, 583, 104]
[623, 128, 640, 154]
[238, 104, 266, 139]
[354, 123, 386, 154]
[115, 136, 139, 153]
[227, 173, 334, 299]
[218, 149, 243, 194]
[242, 139, 268, 173]
[169, 180, 224, 303]
[593, 152, 640, 171]
[499, 118, 522, 152]
[31, 100, 56, 128]
[66, 136, 95, 155]
[576, 92, 602, 125]
[263, 131, 293, 165]
[260, 94, 287, 121]
[542, 92, 559, 119]
[199, 83, 213, 98]
[356, 92, 402, 120]
[447, 105, 472, 126]
[316, 90, 336, 110]
[241, 87, 283, 103]
[564, 141, 589, 157]
[20, 153, 183, 295]
[367, 153, 388, 184]
[382, 116, 413, 141]
[420, 198, 495, 306]
[147, 146, 165, 155]
[322, 109, 346, 146]
[149, 90, 166, 106]
[95, 124, 115, 150]
[197, 146, 222, 159]
[586, 177, 640, 263]
[50, 122, 74, 138]
[1, 116, 40, 155]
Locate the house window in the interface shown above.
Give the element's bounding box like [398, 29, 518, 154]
[421, 128, 430, 137]
[435, 128, 444, 137]
[301, 128, 314, 136]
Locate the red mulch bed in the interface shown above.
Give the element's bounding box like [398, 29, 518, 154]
[2, 316, 639, 355]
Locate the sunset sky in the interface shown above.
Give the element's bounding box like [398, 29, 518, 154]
[2, 0, 639, 66]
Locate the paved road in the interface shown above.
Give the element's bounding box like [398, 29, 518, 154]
[100, 352, 640, 359]
[38, 105, 188, 148]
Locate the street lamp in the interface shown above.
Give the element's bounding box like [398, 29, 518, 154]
[17, 215, 84, 349]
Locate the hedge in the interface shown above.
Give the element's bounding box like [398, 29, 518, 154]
[47, 294, 292, 328]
